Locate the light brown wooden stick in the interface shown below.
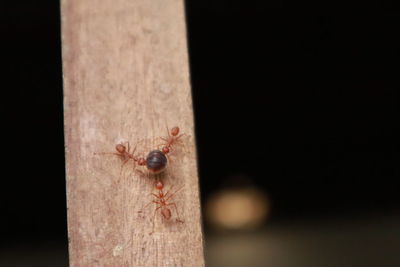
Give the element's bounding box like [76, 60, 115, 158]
[61, 0, 205, 266]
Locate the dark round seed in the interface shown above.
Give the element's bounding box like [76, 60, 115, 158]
[146, 150, 167, 174]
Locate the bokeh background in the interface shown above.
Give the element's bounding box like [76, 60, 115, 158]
[1, 1, 399, 266]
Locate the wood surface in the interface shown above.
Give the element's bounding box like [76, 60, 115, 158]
[61, 0, 205, 266]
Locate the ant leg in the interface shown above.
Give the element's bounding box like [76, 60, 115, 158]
[94, 152, 121, 156]
[119, 158, 131, 175]
[166, 203, 183, 223]
[159, 137, 169, 143]
[121, 158, 130, 167]
[138, 200, 160, 214]
[165, 185, 185, 202]
[150, 205, 163, 234]
[131, 143, 138, 156]
[165, 123, 171, 138]
[175, 134, 186, 151]
[153, 205, 162, 221]
[175, 133, 186, 141]
[131, 161, 137, 173]
[135, 138, 147, 152]
[175, 133, 187, 153]
[162, 185, 175, 199]
[129, 143, 139, 173]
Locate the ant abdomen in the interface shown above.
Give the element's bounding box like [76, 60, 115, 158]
[170, 126, 180, 136]
[115, 144, 126, 154]
[161, 207, 172, 220]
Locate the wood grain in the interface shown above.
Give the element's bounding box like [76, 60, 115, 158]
[61, 0, 204, 266]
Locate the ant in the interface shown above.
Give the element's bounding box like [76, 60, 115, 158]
[140, 126, 186, 175]
[159, 126, 185, 155]
[139, 180, 184, 224]
[95, 142, 147, 171]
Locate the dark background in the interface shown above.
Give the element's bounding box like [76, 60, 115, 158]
[1, 1, 399, 266]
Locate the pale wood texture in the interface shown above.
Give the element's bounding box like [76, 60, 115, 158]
[61, 0, 204, 266]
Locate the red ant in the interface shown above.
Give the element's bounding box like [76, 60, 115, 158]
[95, 142, 147, 171]
[140, 180, 184, 224]
[159, 126, 185, 155]
[140, 126, 186, 175]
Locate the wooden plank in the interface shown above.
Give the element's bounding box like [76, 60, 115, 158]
[61, 0, 205, 266]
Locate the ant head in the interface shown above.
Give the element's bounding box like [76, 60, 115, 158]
[138, 158, 146, 166]
[162, 146, 170, 154]
[171, 127, 180, 136]
[116, 144, 126, 153]
[161, 207, 172, 220]
[155, 181, 164, 190]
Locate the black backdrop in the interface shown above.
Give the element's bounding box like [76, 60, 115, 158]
[1, 0, 399, 257]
